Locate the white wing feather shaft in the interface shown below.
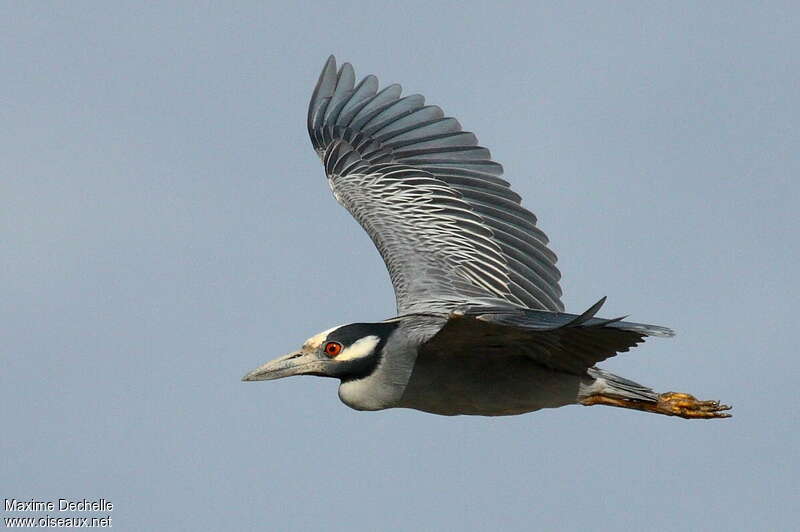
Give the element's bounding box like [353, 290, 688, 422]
[309, 56, 564, 313]
[325, 143, 525, 314]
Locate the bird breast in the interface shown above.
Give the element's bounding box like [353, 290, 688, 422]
[397, 350, 586, 416]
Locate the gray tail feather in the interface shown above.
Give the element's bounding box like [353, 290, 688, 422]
[587, 368, 659, 402]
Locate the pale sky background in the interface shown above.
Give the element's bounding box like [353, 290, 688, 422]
[2, 3, 798, 531]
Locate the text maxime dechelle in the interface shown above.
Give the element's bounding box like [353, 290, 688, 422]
[5, 498, 113, 512]
[4, 498, 113, 528]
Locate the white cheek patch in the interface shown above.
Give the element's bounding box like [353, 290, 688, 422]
[337, 335, 380, 361]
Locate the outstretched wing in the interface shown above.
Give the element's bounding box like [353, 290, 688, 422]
[308, 56, 563, 314]
[421, 298, 675, 375]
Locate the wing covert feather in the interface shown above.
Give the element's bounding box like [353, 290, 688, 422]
[421, 299, 675, 375]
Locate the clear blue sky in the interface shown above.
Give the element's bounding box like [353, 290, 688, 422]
[2, 3, 797, 531]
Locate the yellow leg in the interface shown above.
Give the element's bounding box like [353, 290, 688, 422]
[581, 391, 732, 419]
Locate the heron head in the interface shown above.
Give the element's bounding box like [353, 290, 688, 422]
[241, 322, 399, 382]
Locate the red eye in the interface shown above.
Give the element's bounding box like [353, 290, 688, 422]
[323, 342, 343, 357]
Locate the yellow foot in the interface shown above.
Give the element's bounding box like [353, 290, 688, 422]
[655, 392, 732, 419]
[581, 391, 732, 419]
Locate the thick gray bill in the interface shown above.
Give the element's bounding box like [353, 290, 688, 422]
[241, 350, 328, 382]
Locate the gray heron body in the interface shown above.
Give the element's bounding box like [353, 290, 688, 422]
[242, 57, 731, 419]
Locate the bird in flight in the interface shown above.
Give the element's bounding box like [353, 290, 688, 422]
[242, 56, 731, 419]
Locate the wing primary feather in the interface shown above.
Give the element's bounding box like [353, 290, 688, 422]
[562, 297, 607, 327]
[323, 63, 355, 125]
[372, 107, 446, 141]
[308, 56, 337, 131]
[349, 85, 404, 130]
[361, 94, 426, 134]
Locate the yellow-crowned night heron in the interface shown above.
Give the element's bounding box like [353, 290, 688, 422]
[242, 56, 731, 419]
